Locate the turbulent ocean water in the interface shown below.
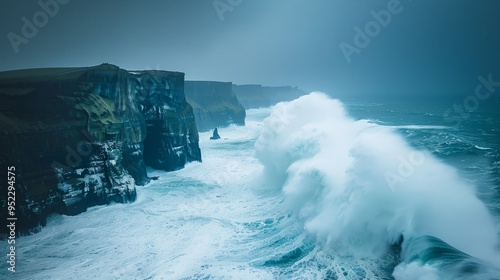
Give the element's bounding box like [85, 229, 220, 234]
[6, 92, 500, 279]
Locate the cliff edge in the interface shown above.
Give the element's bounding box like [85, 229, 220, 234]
[0, 64, 201, 235]
[185, 81, 245, 132]
[232, 84, 306, 109]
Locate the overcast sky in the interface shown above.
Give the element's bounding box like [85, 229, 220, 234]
[1, 0, 499, 98]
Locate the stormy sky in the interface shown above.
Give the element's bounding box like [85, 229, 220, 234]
[1, 0, 499, 98]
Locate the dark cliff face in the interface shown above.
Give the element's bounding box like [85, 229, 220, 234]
[131, 71, 201, 171]
[184, 81, 245, 132]
[0, 64, 201, 235]
[232, 84, 306, 109]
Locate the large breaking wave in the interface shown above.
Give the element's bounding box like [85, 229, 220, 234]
[254, 92, 500, 279]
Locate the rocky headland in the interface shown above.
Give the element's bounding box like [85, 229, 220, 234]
[184, 81, 245, 132]
[0, 64, 201, 234]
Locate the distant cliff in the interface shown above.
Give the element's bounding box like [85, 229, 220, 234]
[0, 64, 201, 235]
[184, 81, 245, 132]
[233, 84, 306, 109]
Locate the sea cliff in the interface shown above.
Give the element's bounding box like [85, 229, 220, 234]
[185, 81, 245, 132]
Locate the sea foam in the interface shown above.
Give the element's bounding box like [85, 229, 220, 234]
[254, 92, 500, 274]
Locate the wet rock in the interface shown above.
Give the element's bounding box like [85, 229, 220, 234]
[210, 128, 221, 140]
[0, 64, 201, 235]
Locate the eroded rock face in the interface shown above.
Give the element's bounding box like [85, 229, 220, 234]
[232, 84, 306, 109]
[132, 71, 201, 171]
[0, 64, 201, 235]
[185, 81, 245, 132]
